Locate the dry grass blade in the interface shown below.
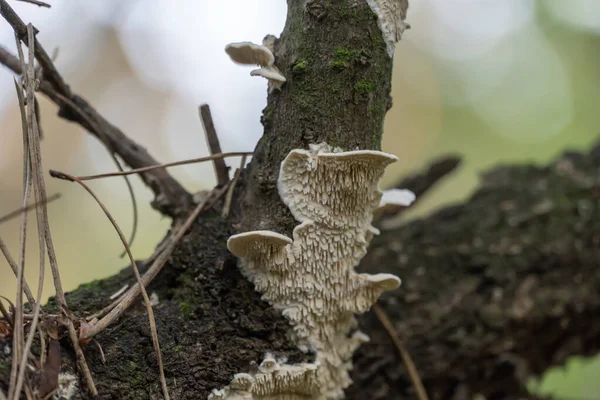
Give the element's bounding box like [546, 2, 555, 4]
[0, 2, 189, 217]
[8, 34, 34, 399]
[0, 193, 60, 224]
[46, 91, 140, 259]
[12, 25, 97, 396]
[222, 155, 247, 218]
[0, 0, 70, 96]
[11, 27, 47, 400]
[51, 171, 171, 400]
[50, 152, 253, 182]
[79, 184, 229, 340]
[0, 297, 11, 324]
[373, 304, 430, 400]
[0, 237, 35, 305]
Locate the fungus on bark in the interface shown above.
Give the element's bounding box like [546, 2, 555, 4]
[211, 143, 414, 399]
[376, 188, 416, 215]
[365, 0, 410, 57]
[225, 40, 286, 92]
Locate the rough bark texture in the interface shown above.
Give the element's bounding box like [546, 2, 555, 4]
[2, 0, 599, 399]
[348, 144, 600, 400]
[240, 0, 393, 236]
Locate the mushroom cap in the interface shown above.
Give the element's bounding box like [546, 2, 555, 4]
[225, 41, 274, 67]
[250, 67, 287, 82]
[379, 188, 416, 208]
[278, 146, 398, 226]
[228, 230, 292, 259]
[366, 273, 401, 290]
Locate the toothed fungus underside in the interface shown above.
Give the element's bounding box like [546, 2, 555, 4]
[211, 144, 413, 399]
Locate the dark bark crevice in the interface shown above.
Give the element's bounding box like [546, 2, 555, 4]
[348, 143, 600, 400]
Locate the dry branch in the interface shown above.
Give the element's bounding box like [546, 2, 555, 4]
[199, 104, 230, 187]
[0, 0, 191, 217]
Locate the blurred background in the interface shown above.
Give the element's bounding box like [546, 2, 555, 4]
[0, 0, 598, 397]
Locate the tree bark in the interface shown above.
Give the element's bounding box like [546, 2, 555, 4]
[2, 0, 600, 399]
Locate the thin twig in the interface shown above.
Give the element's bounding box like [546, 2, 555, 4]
[85, 293, 126, 322]
[14, 25, 97, 396]
[373, 304, 430, 400]
[15, 0, 50, 8]
[13, 29, 47, 400]
[50, 152, 253, 181]
[0, 0, 69, 96]
[0, 237, 35, 305]
[0, 193, 60, 224]
[9, 33, 34, 399]
[11, 43, 42, 399]
[45, 91, 139, 258]
[80, 184, 229, 339]
[0, 298, 11, 325]
[55, 172, 170, 400]
[222, 155, 246, 218]
[0, 22, 190, 217]
[199, 104, 229, 187]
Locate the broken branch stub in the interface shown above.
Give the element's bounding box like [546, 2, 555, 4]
[217, 143, 414, 399]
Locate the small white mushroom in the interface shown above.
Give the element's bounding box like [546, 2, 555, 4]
[376, 188, 416, 214]
[250, 66, 287, 93]
[225, 40, 287, 92]
[225, 41, 274, 67]
[366, 273, 401, 291]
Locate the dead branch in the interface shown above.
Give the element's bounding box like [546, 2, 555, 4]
[15, 0, 50, 8]
[0, 0, 191, 217]
[199, 104, 230, 187]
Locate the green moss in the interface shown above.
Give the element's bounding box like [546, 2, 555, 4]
[353, 79, 376, 103]
[330, 46, 361, 69]
[173, 344, 183, 352]
[355, 80, 375, 94]
[335, 6, 359, 21]
[126, 361, 146, 385]
[78, 279, 103, 294]
[292, 59, 309, 73]
[180, 301, 195, 318]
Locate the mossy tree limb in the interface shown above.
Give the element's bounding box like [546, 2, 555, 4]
[2, 0, 599, 399]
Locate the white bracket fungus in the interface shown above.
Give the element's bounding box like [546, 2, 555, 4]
[376, 188, 416, 215]
[365, 0, 410, 57]
[225, 37, 286, 92]
[212, 143, 415, 399]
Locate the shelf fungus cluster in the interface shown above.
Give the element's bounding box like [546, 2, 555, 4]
[209, 143, 415, 399]
[225, 36, 286, 92]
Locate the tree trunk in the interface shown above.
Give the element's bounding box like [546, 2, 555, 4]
[2, 0, 599, 399]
